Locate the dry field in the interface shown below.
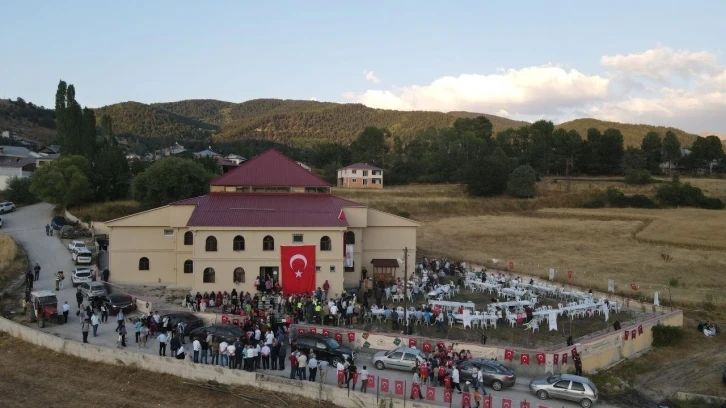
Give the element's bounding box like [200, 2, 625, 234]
[0, 232, 26, 283]
[0, 332, 338, 408]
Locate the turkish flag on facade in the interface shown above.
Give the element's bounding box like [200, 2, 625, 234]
[367, 375, 374, 388]
[380, 378, 390, 393]
[348, 332, 355, 343]
[536, 352, 546, 365]
[394, 380, 404, 395]
[408, 338, 417, 347]
[483, 395, 492, 408]
[504, 349, 514, 361]
[571, 347, 578, 357]
[501, 398, 512, 408]
[462, 392, 472, 407]
[422, 342, 431, 353]
[562, 353, 568, 364]
[297, 328, 304, 336]
[426, 386, 436, 401]
[322, 329, 330, 337]
[520, 353, 530, 365]
[335, 333, 343, 343]
[624, 330, 629, 340]
[520, 401, 530, 408]
[631, 329, 637, 339]
[281, 245, 316, 294]
[444, 389, 452, 403]
[309, 327, 317, 334]
[638, 325, 643, 335]
[553, 353, 559, 365]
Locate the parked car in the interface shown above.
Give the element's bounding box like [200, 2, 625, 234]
[373, 346, 426, 372]
[459, 358, 517, 391]
[71, 268, 93, 287]
[100, 294, 137, 315]
[0, 217, 3, 228]
[72, 247, 93, 264]
[51, 216, 68, 230]
[294, 333, 355, 366]
[0, 202, 16, 214]
[160, 312, 205, 335]
[529, 374, 599, 408]
[190, 324, 244, 343]
[68, 240, 87, 252]
[78, 281, 108, 300]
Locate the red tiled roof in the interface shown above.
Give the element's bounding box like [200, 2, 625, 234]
[371, 259, 399, 268]
[340, 162, 382, 171]
[171, 193, 365, 227]
[211, 148, 329, 187]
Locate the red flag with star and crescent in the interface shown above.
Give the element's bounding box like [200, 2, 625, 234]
[426, 386, 436, 401]
[394, 380, 404, 395]
[462, 392, 472, 407]
[444, 389, 452, 403]
[380, 378, 390, 393]
[281, 245, 316, 294]
[482, 395, 492, 408]
[501, 398, 512, 408]
[520, 400, 530, 408]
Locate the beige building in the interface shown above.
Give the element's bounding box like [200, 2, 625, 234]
[337, 163, 383, 189]
[106, 149, 417, 295]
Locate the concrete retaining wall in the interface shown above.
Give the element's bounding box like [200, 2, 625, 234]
[675, 392, 725, 405]
[292, 309, 682, 377]
[0, 316, 438, 408]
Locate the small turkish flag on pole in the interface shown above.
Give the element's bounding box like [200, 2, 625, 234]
[483, 394, 492, 408]
[461, 392, 472, 408]
[394, 380, 404, 395]
[367, 375, 374, 388]
[520, 400, 530, 408]
[380, 378, 389, 393]
[520, 353, 530, 365]
[443, 389, 452, 403]
[536, 352, 545, 365]
[426, 386, 436, 401]
[504, 349, 514, 360]
[501, 398, 512, 408]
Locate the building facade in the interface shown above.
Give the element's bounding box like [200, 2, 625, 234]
[106, 149, 416, 295]
[336, 163, 383, 189]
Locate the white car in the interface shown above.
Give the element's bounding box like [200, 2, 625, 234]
[71, 268, 93, 287]
[72, 247, 93, 265]
[0, 202, 15, 214]
[68, 240, 87, 252]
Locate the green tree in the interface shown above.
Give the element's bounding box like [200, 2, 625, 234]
[601, 128, 625, 174]
[466, 148, 511, 196]
[81, 107, 98, 158]
[91, 135, 131, 201]
[662, 131, 682, 175]
[132, 157, 214, 208]
[29, 156, 93, 206]
[100, 114, 113, 138]
[527, 120, 556, 175]
[641, 131, 662, 173]
[350, 126, 389, 166]
[4, 177, 40, 205]
[507, 164, 537, 198]
[621, 147, 647, 172]
[582, 128, 603, 175]
[55, 80, 68, 153]
[690, 136, 724, 173]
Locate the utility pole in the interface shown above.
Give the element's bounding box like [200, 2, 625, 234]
[403, 247, 409, 335]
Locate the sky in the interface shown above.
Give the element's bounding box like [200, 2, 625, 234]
[1, 1, 725, 134]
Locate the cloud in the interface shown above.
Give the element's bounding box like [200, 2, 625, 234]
[363, 70, 380, 84]
[349, 66, 609, 116]
[344, 46, 726, 133]
[601, 46, 717, 81]
[309, 97, 317, 101]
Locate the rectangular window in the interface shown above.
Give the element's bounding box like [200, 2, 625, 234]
[164, 229, 174, 237]
[352, 178, 357, 182]
[363, 170, 368, 176]
[363, 179, 368, 186]
[352, 170, 357, 174]
[330, 265, 336, 273]
[293, 233, 303, 243]
[316, 266, 321, 272]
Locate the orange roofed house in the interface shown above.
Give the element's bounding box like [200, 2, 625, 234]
[105, 149, 416, 295]
[337, 163, 383, 189]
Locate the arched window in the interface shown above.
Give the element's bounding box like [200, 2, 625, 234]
[139, 257, 149, 271]
[263, 235, 275, 251]
[345, 231, 355, 245]
[233, 267, 245, 283]
[320, 236, 332, 251]
[233, 235, 245, 251]
[205, 236, 217, 252]
[183, 259, 193, 274]
[183, 231, 193, 245]
[203, 267, 216, 283]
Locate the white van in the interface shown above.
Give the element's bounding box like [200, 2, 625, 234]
[72, 247, 93, 265]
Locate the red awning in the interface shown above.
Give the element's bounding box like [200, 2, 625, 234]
[371, 259, 399, 268]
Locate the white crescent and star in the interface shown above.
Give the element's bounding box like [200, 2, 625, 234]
[290, 254, 308, 277]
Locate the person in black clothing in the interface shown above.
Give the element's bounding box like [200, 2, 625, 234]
[34, 263, 41, 281]
[347, 360, 358, 390]
[574, 355, 583, 376]
[271, 340, 280, 370]
[102, 268, 110, 282]
[613, 321, 622, 331]
[566, 336, 574, 346]
[76, 290, 84, 309]
[278, 343, 286, 371]
[170, 334, 181, 358]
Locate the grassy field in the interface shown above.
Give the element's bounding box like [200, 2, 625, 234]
[68, 200, 142, 222]
[0, 233, 26, 282]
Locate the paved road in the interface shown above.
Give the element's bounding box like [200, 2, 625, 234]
[3, 203, 615, 408]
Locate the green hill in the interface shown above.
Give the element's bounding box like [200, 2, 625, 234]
[94, 102, 219, 141]
[557, 118, 699, 148]
[0, 98, 57, 144]
[447, 111, 529, 131]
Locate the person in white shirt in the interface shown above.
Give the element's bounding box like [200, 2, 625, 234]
[175, 345, 186, 360]
[261, 344, 271, 369]
[226, 343, 236, 368]
[90, 313, 100, 337]
[476, 368, 484, 392]
[192, 337, 201, 363]
[254, 328, 262, 341]
[61, 301, 70, 323]
[307, 356, 318, 382]
[219, 341, 229, 367]
[265, 331, 274, 345]
[296, 352, 308, 380]
[451, 366, 462, 393]
[359, 366, 369, 393]
[318, 360, 329, 383]
[330, 304, 338, 315]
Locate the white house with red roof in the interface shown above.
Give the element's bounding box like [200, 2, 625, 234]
[105, 148, 417, 295]
[337, 163, 383, 189]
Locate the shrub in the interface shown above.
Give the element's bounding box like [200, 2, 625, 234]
[651, 324, 685, 347]
[507, 164, 537, 198]
[582, 198, 606, 208]
[4, 176, 39, 205]
[699, 197, 725, 210]
[611, 194, 659, 209]
[624, 169, 654, 185]
[656, 180, 725, 210]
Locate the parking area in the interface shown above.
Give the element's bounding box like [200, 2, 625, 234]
[3, 203, 612, 408]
